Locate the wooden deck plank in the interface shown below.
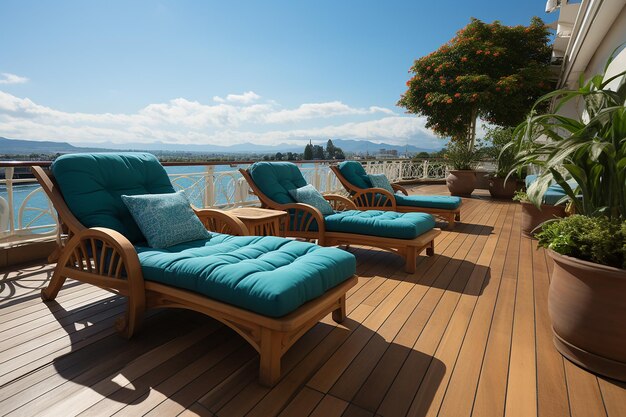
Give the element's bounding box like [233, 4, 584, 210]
[532, 240, 571, 417]
[434, 204, 516, 417]
[504, 235, 538, 417]
[350, 200, 503, 414]
[308, 394, 349, 417]
[330, 201, 502, 407]
[406, 203, 509, 417]
[471, 203, 522, 417]
[563, 360, 608, 417]
[0, 187, 624, 417]
[276, 386, 324, 417]
[374, 201, 500, 417]
[597, 379, 626, 417]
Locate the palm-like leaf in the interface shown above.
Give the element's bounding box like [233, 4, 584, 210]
[507, 62, 626, 220]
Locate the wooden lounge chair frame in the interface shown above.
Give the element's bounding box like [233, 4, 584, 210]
[330, 165, 461, 227]
[32, 166, 357, 387]
[239, 168, 440, 274]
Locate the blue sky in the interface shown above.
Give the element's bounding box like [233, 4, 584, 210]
[0, 1, 554, 149]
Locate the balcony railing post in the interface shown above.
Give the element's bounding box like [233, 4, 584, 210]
[313, 163, 321, 190]
[204, 165, 215, 208]
[422, 160, 429, 179]
[6, 167, 15, 235]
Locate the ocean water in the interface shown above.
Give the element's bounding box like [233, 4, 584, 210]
[0, 163, 323, 236]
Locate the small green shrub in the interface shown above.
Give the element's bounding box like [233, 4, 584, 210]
[536, 215, 626, 269]
[512, 190, 528, 202]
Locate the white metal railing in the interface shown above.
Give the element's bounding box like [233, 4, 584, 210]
[0, 159, 461, 247]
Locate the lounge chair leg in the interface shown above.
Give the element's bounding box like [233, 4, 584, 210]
[115, 299, 144, 339]
[41, 267, 67, 301]
[259, 327, 282, 387]
[427, 240, 435, 256]
[332, 295, 347, 323]
[404, 246, 417, 274]
[455, 212, 461, 221]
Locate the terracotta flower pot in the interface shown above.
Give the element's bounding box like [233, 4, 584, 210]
[548, 250, 626, 381]
[488, 177, 519, 199]
[446, 170, 476, 197]
[520, 201, 566, 237]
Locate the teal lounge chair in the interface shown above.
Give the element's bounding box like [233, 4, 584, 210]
[240, 162, 441, 273]
[331, 161, 462, 227]
[33, 153, 357, 386]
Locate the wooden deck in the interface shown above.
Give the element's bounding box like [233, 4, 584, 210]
[1, 185, 625, 417]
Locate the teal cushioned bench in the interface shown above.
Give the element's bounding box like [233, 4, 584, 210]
[247, 161, 437, 240]
[324, 211, 435, 239]
[395, 194, 461, 210]
[52, 153, 357, 317]
[525, 175, 577, 205]
[136, 234, 356, 317]
[337, 161, 461, 209]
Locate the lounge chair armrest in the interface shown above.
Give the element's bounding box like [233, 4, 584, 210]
[324, 194, 357, 211]
[352, 188, 397, 210]
[194, 208, 249, 236]
[392, 183, 409, 195]
[67, 227, 142, 277]
[276, 202, 326, 237]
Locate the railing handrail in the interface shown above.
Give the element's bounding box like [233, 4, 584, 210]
[0, 158, 450, 168]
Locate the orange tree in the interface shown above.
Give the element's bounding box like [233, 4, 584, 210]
[398, 17, 553, 148]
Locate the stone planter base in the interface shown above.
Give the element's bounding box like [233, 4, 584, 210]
[548, 250, 626, 381]
[520, 201, 566, 237]
[446, 170, 476, 197]
[488, 177, 519, 199]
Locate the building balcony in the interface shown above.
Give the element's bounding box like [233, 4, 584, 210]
[1, 169, 624, 416]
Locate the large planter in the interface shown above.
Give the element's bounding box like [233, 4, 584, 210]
[520, 201, 566, 237]
[446, 170, 476, 197]
[548, 250, 626, 381]
[488, 177, 519, 199]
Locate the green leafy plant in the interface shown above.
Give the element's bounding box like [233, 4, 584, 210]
[512, 190, 529, 202]
[444, 139, 484, 170]
[508, 52, 626, 220]
[483, 126, 517, 178]
[399, 17, 552, 147]
[536, 215, 626, 269]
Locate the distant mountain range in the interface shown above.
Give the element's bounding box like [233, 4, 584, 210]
[0, 136, 441, 155]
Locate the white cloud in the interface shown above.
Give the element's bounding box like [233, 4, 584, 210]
[0, 73, 29, 85]
[213, 91, 261, 104]
[264, 101, 395, 123]
[0, 89, 441, 148]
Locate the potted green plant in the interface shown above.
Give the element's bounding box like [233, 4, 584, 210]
[444, 140, 482, 196]
[484, 127, 520, 198]
[512, 190, 566, 236]
[509, 55, 626, 380]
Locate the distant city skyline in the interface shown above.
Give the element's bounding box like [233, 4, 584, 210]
[0, 1, 554, 149]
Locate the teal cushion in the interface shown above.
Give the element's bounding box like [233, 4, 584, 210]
[367, 173, 394, 194]
[395, 194, 462, 210]
[324, 210, 435, 239]
[121, 191, 210, 248]
[248, 162, 308, 204]
[135, 234, 356, 317]
[525, 174, 577, 205]
[52, 153, 175, 243]
[338, 161, 371, 189]
[289, 184, 334, 215]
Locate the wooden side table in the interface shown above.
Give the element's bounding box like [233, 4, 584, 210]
[227, 207, 287, 237]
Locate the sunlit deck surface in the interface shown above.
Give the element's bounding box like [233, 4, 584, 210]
[1, 184, 625, 417]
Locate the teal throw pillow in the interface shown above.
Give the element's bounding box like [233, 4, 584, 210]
[289, 184, 335, 215]
[121, 191, 211, 248]
[367, 173, 395, 194]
